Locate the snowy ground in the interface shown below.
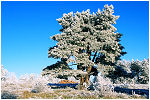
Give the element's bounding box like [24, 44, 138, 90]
[1, 83, 149, 99]
[1, 66, 149, 99]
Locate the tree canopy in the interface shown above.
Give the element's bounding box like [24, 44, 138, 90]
[48, 5, 126, 74]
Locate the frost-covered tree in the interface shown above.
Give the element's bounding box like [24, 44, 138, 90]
[130, 58, 149, 84]
[48, 4, 126, 88]
[105, 58, 149, 84]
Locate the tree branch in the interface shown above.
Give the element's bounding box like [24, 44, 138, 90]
[92, 51, 97, 62]
[68, 64, 77, 66]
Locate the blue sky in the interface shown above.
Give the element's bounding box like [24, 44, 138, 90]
[1, 1, 149, 77]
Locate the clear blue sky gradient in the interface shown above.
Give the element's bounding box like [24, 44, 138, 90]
[1, 1, 149, 77]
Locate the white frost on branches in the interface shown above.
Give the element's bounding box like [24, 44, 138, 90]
[1, 65, 53, 94]
[49, 4, 125, 72]
[91, 74, 114, 95]
[111, 58, 149, 84]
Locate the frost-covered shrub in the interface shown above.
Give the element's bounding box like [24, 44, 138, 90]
[1, 65, 8, 81]
[89, 75, 146, 98]
[1, 66, 18, 92]
[88, 75, 135, 98]
[90, 75, 114, 95]
[31, 75, 50, 93]
[18, 74, 52, 92]
[1, 66, 20, 99]
[1, 65, 53, 95]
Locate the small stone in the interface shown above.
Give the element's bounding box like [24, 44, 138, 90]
[31, 89, 39, 93]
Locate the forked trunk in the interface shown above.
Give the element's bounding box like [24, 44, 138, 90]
[79, 66, 92, 90]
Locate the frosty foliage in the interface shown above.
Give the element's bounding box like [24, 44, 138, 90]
[42, 68, 83, 81]
[48, 4, 126, 73]
[103, 58, 149, 84]
[42, 60, 83, 81]
[91, 75, 114, 94]
[1, 65, 148, 99]
[1, 65, 8, 81]
[1, 65, 53, 96]
[130, 58, 149, 84]
[116, 59, 131, 73]
[97, 63, 115, 76]
[68, 76, 80, 83]
[89, 74, 148, 99]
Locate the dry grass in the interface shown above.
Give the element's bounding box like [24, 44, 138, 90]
[16, 88, 147, 99]
[18, 91, 57, 99]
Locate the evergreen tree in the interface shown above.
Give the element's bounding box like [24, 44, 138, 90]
[48, 5, 126, 88]
[130, 58, 149, 84]
[106, 58, 149, 84]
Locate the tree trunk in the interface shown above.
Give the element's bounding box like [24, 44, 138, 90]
[79, 45, 92, 89]
[79, 66, 92, 90]
[79, 74, 85, 90]
[85, 66, 92, 85]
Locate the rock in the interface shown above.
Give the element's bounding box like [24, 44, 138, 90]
[31, 89, 39, 93]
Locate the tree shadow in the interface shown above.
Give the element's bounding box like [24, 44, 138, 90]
[114, 86, 149, 99]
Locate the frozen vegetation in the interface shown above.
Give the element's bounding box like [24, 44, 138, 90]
[1, 5, 149, 99]
[1, 58, 149, 99]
